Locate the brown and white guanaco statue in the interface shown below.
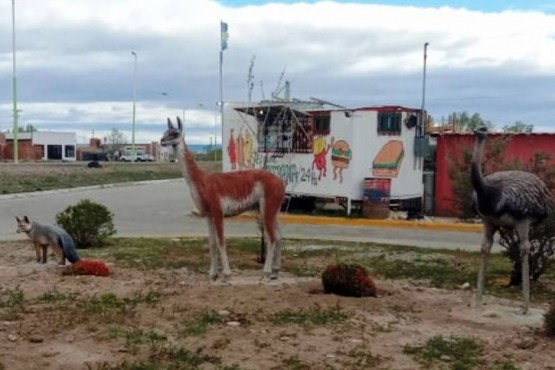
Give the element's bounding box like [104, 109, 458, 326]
[161, 117, 285, 282]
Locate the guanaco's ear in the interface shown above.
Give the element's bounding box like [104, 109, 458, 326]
[176, 116, 183, 132]
[167, 118, 173, 129]
[15, 216, 20, 222]
[24, 216, 30, 223]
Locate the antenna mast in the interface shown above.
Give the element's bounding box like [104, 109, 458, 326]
[247, 55, 255, 102]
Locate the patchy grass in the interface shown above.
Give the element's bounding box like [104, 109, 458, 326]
[491, 361, 522, 370]
[87, 345, 242, 370]
[1, 237, 554, 369]
[39, 289, 80, 304]
[0, 162, 220, 194]
[181, 311, 225, 336]
[0, 286, 25, 318]
[403, 336, 485, 370]
[108, 327, 168, 353]
[80, 237, 555, 303]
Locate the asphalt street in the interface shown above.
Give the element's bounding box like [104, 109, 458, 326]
[0, 179, 488, 251]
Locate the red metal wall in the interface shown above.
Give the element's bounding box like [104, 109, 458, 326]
[2, 141, 43, 161]
[435, 133, 555, 217]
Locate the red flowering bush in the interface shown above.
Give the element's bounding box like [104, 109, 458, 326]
[321, 263, 378, 297]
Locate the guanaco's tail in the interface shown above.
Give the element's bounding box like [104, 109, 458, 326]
[62, 259, 110, 277]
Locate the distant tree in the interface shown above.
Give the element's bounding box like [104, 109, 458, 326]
[446, 111, 493, 132]
[502, 121, 534, 133]
[104, 128, 127, 158]
[17, 124, 37, 132]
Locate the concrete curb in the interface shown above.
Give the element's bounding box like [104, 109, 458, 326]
[230, 213, 483, 233]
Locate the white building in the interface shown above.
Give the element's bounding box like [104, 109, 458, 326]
[5, 131, 77, 161]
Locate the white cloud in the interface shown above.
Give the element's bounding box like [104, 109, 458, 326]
[0, 0, 554, 141]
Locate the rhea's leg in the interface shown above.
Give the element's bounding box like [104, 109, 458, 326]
[516, 222, 531, 315]
[475, 222, 495, 306]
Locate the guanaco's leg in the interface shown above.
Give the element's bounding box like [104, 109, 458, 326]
[207, 220, 220, 281]
[261, 213, 278, 281]
[270, 220, 282, 279]
[212, 211, 232, 281]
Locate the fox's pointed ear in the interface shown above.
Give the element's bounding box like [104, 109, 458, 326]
[15, 216, 20, 222]
[24, 216, 30, 223]
[167, 118, 173, 129]
[177, 116, 183, 132]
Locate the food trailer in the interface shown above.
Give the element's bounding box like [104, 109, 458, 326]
[222, 101, 426, 216]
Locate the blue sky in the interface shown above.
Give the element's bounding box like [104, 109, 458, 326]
[0, 0, 554, 144]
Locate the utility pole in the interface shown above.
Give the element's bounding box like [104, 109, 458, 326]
[420, 42, 429, 136]
[12, 0, 18, 163]
[131, 51, 137, 163]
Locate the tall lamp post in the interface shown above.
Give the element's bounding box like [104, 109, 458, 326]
[131, 51, 137, 162]
[420, 42, 429, 135]
[11, 0, 18, 163]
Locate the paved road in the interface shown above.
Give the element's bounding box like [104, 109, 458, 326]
[0, 179, 488, 251]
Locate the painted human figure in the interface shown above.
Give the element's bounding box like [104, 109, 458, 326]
[312, 136, 333, 181]
[243, 131, 254, 168]
[237, 130, 245, 170]
[227, 128, 237, 170]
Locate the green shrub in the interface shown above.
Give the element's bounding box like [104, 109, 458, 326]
[545, 304, 555, 337]
[321, 263, 378, 297]
[56, 199, 116, 248]
[499, 211, 555, 286]
[498, 152, 555, 286]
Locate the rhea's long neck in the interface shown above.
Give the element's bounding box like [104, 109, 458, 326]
[471, 137, 487, 195]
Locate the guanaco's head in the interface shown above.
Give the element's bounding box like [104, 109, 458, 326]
[15, 216, 32, 234]
[473, 125, 488, 140]
[161, 117, 183, 148]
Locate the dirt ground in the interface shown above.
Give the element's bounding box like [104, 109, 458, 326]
[0, 241, 554, 370]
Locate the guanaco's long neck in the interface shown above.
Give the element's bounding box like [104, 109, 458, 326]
[175, 138, 206, 199]
[471, 136, 487, 196]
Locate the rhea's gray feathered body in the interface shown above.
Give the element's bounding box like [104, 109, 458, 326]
[471, 125, 553, 314]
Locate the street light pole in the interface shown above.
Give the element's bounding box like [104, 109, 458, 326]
[11, 0, 18, 163]
[131, 51, 137, 163]
[420, 42, 429, 135]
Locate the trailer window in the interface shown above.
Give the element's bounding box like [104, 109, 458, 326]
[258, 109, 312, 154]
[313, 114, 330, 136]
[377, 112, 402, 135]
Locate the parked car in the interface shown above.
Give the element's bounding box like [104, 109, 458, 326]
[119, 153, 155, 162]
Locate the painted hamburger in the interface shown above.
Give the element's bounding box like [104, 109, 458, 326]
[372, 140, 404, 178]
[331, 139, 352, 183]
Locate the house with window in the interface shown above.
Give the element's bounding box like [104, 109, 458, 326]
[3, 131, 76, 161]
[223, 101, 427, 215]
